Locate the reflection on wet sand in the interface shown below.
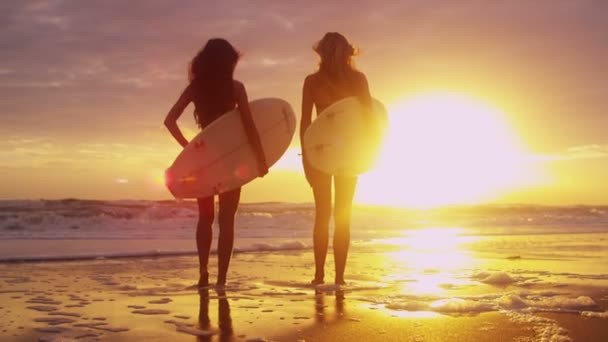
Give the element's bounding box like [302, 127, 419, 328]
[314, 288, 346, 324]
[198, 288, 234, 341]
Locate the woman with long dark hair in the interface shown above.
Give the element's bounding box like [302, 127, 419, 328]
[300, 32, 373, 285]
[164, 39, 268, 287]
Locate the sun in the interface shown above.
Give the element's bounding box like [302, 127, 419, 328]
[356, 92, 543, 208]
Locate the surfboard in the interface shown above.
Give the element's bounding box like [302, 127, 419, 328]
[166, 98, 295, 199]
[302, 97, 388, 176]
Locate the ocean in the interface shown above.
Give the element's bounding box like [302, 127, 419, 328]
[1, 199, 607, 263]
[1, 199, 608, 341]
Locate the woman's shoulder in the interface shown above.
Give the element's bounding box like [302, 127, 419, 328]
[232, 79, 245, 89]
[304, 72, 322, 84]
[351, 70, 367, 82]
[350, 71, 369, 91]
[232, 80, 247, 98]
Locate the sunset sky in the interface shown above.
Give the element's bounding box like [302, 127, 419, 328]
[1, 0, 607, 206]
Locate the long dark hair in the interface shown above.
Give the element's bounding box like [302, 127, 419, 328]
[314, 32, 358, 90]
[189, 39, 240, 128]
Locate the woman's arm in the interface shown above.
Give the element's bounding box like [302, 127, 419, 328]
[356, 73, 382, 136]
[235, 81, 268, 177]
[300, 75, 314, 146]
[299, 75, 315, 182]
[360, 75, 372, 108]
[357, 72, 373, 111]
[164, 86, 192, 148]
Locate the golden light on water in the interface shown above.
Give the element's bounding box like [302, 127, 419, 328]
[383, 227, 480, 295]
[370, 227, 483, 319]
[383, 227, 480, 270]
[357, 92, 547, 208]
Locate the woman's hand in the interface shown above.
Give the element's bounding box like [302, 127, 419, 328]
[234, 81, 268, 178]
[257, 157, 269, 177]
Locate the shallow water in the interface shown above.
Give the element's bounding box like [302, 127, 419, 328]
[1, 200, 607, 262]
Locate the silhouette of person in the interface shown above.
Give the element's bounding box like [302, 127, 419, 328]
[165, 39, 268, 287]
[300, 32, 373, 285]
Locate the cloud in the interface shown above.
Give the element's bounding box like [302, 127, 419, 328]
[561, 145, 608, 160]
[252, 57, 299, 68]
[0, 137, 176, 169]
[1, 0, 607, 166]
[268, 12, 295, 31]
[539, 144, 608, 162]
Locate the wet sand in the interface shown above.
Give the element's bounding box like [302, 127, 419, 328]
[1, 248, 607, 341]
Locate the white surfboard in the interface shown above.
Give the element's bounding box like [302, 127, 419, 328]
[166, 98, 295, 198]
[303, 97, 388, 176]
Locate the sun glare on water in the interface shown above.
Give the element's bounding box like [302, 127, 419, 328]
[379, 227, 481, 300]
[357, 92, 542, 208]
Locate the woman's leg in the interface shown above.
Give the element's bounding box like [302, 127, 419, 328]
[333, 175, 357, 285]
[216, 187, 241, 285]
[196, 196, 215, 287]
[311, 176, 332, 284]
[304, 155, 332, 284]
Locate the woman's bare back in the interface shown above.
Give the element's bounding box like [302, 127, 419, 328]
[307, 71, 369, 115]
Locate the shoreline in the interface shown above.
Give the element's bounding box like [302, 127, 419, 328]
[2, 249, 607, 341]
[0, 239, 310, 263]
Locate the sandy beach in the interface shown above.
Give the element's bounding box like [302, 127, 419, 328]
[2, 245, 607, 342]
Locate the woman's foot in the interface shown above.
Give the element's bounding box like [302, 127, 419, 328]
[335, 278, 347, 286]
[310, 278, 325, 285]
[198, 272, 209, 288]
[216, 275, 226, 288]
[311, 270, 325, 285]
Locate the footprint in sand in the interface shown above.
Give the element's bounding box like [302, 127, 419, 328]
[176, 325, 215, 337]
[148, 298, 172, 304]
[34, 317, 76, 325]
[49, 311, 82, 318]
[127, 305, 146, 309]
[26, 296, 62, 305]
[26, 305, 58, 312]
[74, 323, 130, 333]
[35, 327, 70, 334]
[132, 309, 170, 315]
[38, 332, 101, 342]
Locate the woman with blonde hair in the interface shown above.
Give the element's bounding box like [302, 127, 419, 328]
[300, 32, 373, 285]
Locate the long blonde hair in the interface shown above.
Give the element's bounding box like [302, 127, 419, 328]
[314, 32, 358, 86]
